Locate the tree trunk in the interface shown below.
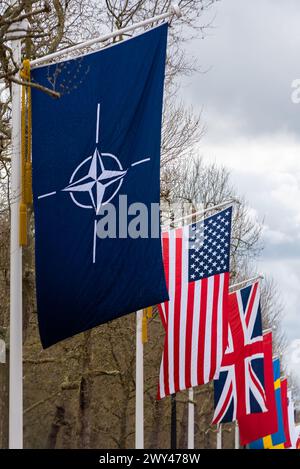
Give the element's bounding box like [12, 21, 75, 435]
[148, 400, 164, 449]
[77, 330, 92, 448]
[47, 404, 66, 449]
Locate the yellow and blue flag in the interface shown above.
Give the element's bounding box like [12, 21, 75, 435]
[249, 358, 286, 449]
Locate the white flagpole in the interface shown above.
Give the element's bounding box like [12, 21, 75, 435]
[135, 310, 144, 449]
[229, 274, 264, 292]
[217, 424, 222, 449]
[162, 198, 237, 231]
[235, 421, 239, 449]
[9, 23, 23, 449]
[187, 388, 194, 449]
[30, 5, 182, 68]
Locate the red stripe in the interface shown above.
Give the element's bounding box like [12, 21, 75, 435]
[245, 281, 258, 327]
[185, 282, 195, 390]
[158, 233, 170, 398]
[158, 233, 170, 331]
[164, 233, 170, 328]
[173, 229, 183, 393]
[212, 381, 233, 425]
[197, 278, 208, 385]
[209, 275, 220, 380]
[157, 303, 166, 330]
[222, 273, 230, 352]
[162, 232, 172, 397]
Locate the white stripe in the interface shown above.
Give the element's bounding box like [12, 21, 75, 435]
[38, 191, 56, 199]
[190, 280, 201, 388]
[159, 235, 169, 326]
[215, 274, 225, 379]
[203, 276, 215, 383]
[248, 352, 264, 360]
[226, 327, 234, 354]
[131, 158, 150, 167]
[250, 382, 267, 413]
[167, 230, 176, 394]
[245, 361, 251, 414]
[160, 303, 167, 326]
[96, 103, 100, 144]
[246, 358, 267, 413]
[249, 337, 263, 346]
[213, 367, 234, 422]
[236, 291, 248, 342]
[248, 355, 268, 412]
[179, 226, 189, 390]
[246, 283, 260, 340]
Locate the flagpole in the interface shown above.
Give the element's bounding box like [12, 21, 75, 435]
[229, 274, 264, 292]
[217, 424, 222, 449]
[162, 198, 237, 230]
[187, 388, 194, 449]
[30, 5, 182, 68]
[135, 310, 144, 449]
[235, 421, 239, 449]
[9, 23, 23, 449]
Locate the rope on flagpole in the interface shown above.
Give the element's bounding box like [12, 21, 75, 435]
[142, 307, 153, 344]
[19, 59, 32, 246]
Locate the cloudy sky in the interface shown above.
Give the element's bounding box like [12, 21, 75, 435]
[181, 0, 300, 391]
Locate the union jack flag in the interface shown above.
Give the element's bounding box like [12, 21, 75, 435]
[213, 281, 267, 423]
[157, 207, 232, 399]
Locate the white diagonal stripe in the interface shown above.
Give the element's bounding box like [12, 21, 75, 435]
[191, 280, 201, 388]
[204, 276, 214, 383]
[179, 226, 189, 390]
[167, 229, 176, 394]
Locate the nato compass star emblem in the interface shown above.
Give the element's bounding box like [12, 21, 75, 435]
[38, 103, 150, 263]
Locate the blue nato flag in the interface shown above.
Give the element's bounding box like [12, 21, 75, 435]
[31, 24, 169, 347]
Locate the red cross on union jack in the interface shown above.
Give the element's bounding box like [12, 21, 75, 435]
[213, 281, 267, 424]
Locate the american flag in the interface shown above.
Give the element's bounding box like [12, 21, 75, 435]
[213, 281, 267, 423]
[157, 207, 232, 399]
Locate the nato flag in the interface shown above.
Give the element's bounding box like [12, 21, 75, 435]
[31, 24, 169, 348]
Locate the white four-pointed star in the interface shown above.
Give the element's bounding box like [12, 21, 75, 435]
[63, 148, 127, 214]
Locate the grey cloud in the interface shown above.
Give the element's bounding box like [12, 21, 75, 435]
[182, 0, 300, 140]
[259, 258, 300, 341]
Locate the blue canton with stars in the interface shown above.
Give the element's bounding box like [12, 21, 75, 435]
[188, 207, 232, 282]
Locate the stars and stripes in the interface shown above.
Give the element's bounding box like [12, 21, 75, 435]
[213, 281, 267, 423]
[157, 207, 232, 399]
